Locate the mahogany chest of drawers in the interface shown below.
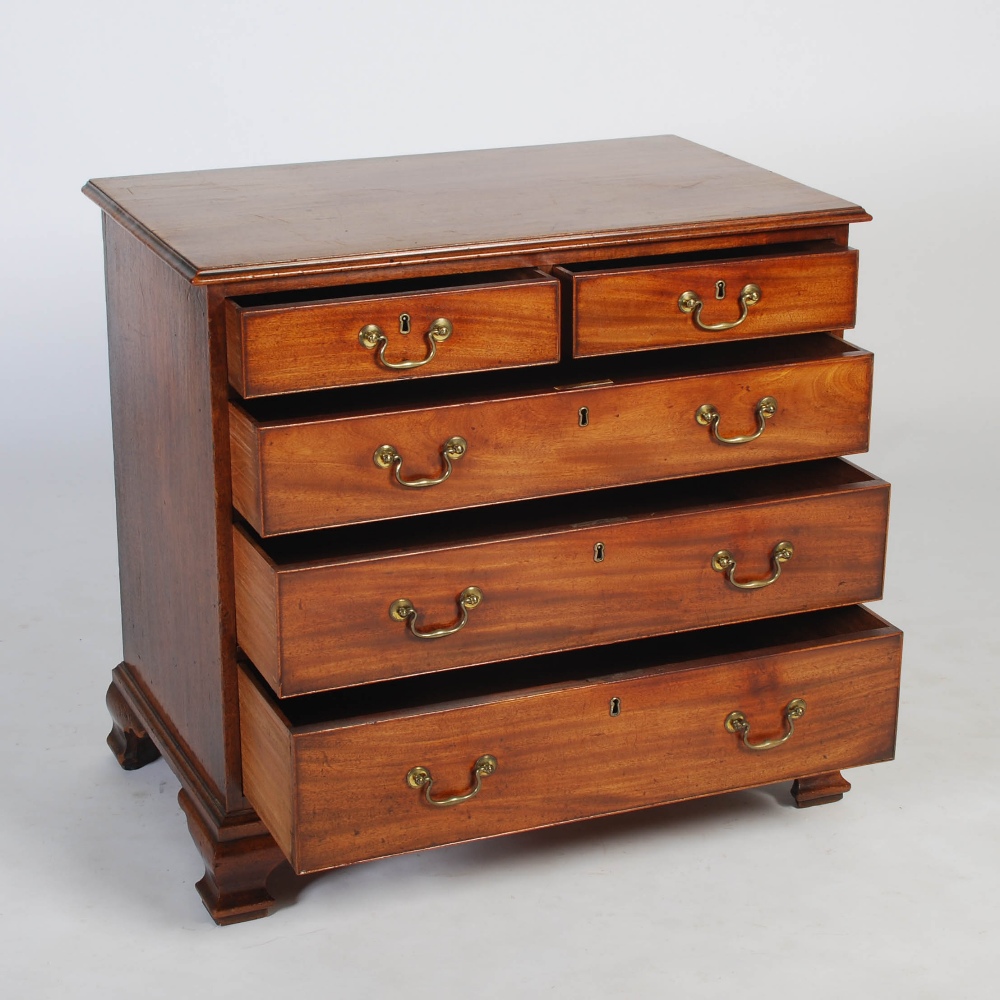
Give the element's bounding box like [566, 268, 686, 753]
[85, 135, 901, 924]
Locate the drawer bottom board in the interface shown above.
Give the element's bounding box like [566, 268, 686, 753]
[239, 606, 901, 874]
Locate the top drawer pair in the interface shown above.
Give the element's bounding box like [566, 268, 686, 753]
[226, 245, 858, 398]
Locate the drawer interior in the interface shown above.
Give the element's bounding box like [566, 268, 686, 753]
[554, 238, 844, 276]
[248, 457, 883, 567]
[259, 604, 897, 728]
[236, 331, 869, 424]
[230, 267, 555, 310]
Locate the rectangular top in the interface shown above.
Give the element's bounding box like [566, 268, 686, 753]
[83, 135, 869, 284]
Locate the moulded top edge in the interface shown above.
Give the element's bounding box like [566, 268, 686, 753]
[82, 135, 870, 284]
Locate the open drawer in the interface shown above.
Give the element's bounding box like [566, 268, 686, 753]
[230, 334, 874, 536]
[558, 243, 859, 356]
[239, 605, 902, 874]
[233, 459, 889, 696]
[226, 268, 561, 397]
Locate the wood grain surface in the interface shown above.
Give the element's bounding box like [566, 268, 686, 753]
[231, 335, 873, 536]
[83, 136, 869, 283]
[565, 246, 859, 356]
[238, 609, 902, 873]
[227, 269, 560, 396]
[103, 219, 233, 801]
[233, 463, 889, 695]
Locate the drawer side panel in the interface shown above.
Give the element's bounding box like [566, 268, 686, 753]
[233, 530, 282, 692]
[239, 670, 295, 864]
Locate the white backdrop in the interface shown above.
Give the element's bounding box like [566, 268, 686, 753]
[2, 2, 998, 996]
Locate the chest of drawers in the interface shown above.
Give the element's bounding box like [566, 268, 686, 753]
[85, 135, 901, 924]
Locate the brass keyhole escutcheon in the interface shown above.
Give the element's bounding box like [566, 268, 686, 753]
[594, 542, 605, 562]
[609, 696, 621, 717]
[359, 317, 452, 370]
[678, 283, 761, 332]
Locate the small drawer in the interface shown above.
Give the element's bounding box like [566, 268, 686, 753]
[230, 334, 873, 536]
[559, 245, 858, 356]
[233, 459, 889, 696]
[238, 605, 902, 874]
[226, 269, 561, 397]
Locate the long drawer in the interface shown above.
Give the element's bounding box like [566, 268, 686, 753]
[559, 244, 858, 356]
[231, 334, 873, 536]
[239, 605, 902, 874]
[226, 269, 561, 397]
[233, 459, 889, 696]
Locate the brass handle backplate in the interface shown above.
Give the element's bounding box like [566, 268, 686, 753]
[725, 699, 806, 751]
[359, 317, 453, 370]
[712, 541, 794, 590]
[374, 436, 467, 488]
[678, 283, 761, 332]
[390, 586, 483, 639]
[696, 396, 777, 445]
[406, 754, 498, 807]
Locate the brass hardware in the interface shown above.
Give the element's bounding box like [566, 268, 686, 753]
[678, 283, 761, 332]
[594, 542, 605, 562]
[725, 699, 806, 751]
[373, 436, 467, 489]
[696, 396, 777, 445]
[712, 541, 794, 590]
[398, 312, 411, 334]
[715, 279, 726, 299]
[578, 406, 590, 427]
[359, 316, 452, 370]
[406, 754, 498, 807]
[389, 586, 483, 639]
[609, 696, 621, 717]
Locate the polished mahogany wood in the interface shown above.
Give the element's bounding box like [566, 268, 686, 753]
[227, 269, 560, 397]
[106, 679, 161, 770]
[83, 136, 869, 284]
[238, 608, 901, 873]
[90, 136, 892, 922]
[178, 788, 286, 925]
[563, 245, 859, 356]
[103, 220, 238, 804]
[234, 461, 889, 696]
[231, 335, 873, 536]
[791, 770, 853, 807]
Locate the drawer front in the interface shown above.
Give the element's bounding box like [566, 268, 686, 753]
[239, 612, 902, 874]
[231, 338, 873, 536]
[234, 468, 889, 695]
[227, 270, 561, 397]
[566, 247, 858, 356]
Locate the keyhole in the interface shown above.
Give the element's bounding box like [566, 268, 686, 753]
[609, 697, 621, 717]
[715, 280, 726, 299]
[399, 313, 411, 334]
[594, 542, 605, 562]
[578, 406, 589, 427]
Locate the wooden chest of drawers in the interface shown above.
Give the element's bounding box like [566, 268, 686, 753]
[85, 135, 901, 924]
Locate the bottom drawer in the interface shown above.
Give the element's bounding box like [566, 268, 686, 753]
[239, 605, 902, 874]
